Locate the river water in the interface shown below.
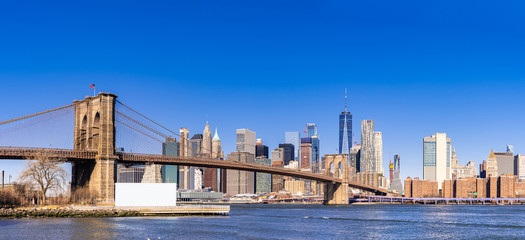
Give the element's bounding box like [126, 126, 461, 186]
[1, 204, 525, 239]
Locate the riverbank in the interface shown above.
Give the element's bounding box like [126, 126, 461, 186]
[0, 204, 230, 219]
[0, 207, 142, 219]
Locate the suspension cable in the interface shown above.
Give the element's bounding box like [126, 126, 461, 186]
[116, 110, 169, 139]
[0, 104, 74, 126]
[116, 100, 217, 158]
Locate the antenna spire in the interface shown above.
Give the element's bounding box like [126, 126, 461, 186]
[345, 88, 348, 112]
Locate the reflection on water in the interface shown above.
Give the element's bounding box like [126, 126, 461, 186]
[1, 205, 525, 239]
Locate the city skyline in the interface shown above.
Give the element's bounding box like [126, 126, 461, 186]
[1, 1, 525, 182]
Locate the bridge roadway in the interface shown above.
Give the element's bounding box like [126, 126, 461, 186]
[0, 146, 388, 195]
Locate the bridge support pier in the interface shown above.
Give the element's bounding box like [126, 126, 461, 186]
[324, 182, 349, 205]
[323, 154, 349, 205]
[89, 157, 117, 203]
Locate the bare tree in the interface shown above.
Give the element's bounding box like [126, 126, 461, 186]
[18, 156, 68, 204]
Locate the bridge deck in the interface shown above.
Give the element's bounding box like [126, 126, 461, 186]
[0, 146, 388, 194]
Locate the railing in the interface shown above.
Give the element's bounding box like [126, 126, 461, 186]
[0, 146, 97, 160]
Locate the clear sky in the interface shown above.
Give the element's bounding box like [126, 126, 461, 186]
[1, 1, 524, 181]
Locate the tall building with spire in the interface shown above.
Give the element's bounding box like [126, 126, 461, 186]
[339, 89, 352, 154]
[212, 128, 223, 159]
[205, 127, 223, 191]
[202, 122, 212, 157]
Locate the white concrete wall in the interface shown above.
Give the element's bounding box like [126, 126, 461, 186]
[115, 183, 177, 207]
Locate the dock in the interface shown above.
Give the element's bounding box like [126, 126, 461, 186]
[120, 205, 230, 216]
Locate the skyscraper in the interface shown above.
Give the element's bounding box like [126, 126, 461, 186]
[306, 123, 317, 138]
[236, 129, 256, 155]
[339, 89, 352, 154]
[211, 128, 223, 159]
[278, 143, 295, 165]
[161, 137, 179, 184]
[300, 138, 312, 170]
[311, 135, 320, 172]
[255, 157, 272, 194]
[350, 144, 361, 172]
[202, 122, 212, 157]
[360, 120, 375, 173]
[179, 128, 190, 189]
[486, 149, 498, 177]
[494, 148, 515, 176]
[255, 139, 269, 158]
[374, 132, 383, 174]
[390, 154, 403, 193]
[226, 152, 255, 195]
[423, 133, 452, 189]
[285, 132, 300, 160]
[189, 133, 203, 190]
[206, 128, 223, 191]
[306, 123, 320, 172]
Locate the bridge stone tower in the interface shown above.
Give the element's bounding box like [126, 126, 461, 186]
[72, 93, 118, 203]
[324, 154, 349, 204]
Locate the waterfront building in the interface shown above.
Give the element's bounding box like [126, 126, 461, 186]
[374, 132, 383, 174]
[486, 149, 498, 177]
[117, 165, 145, 183]
[442, 175, 519, 198]
[339, 89, 352, 154]
[495, 148, 515, 176]
[161, 137, 179, 184]
[285, 179, 305, 195]
[255, 139, 269, 158]
[360, 120, 375, 173]
[225, 152, 255, 195]
[515, 154, 525, 180]
[278, 143, 295, 165]
[285, 132, 300, 160]
[179, 128, 190, 189]
[255, 157, 272, 194]
[236, 129, 256, 155]
[450, 147, 477, 179]
[350, 144, 361, 172]
[423, 133, 452, 189]
[300, 138, 312, 170]
[390, 154, 403, 193]
[404, 178, 439, 198]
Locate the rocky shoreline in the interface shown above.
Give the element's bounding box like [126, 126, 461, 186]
[0, 208, 142, 219]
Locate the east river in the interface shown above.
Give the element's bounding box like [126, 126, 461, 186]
[2, 204, 525, 239]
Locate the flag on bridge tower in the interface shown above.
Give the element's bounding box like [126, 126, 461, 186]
[90, 84, 95, 96]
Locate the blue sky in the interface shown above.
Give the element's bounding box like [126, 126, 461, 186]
[0, 1, 524, 181]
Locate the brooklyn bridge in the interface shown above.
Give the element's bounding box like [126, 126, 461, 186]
[0, 93, 388, 204]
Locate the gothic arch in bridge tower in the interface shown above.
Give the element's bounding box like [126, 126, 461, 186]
[92, 112, 100, 150]
[323, 154, 349, 205]
[80, 115, 87, 149]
